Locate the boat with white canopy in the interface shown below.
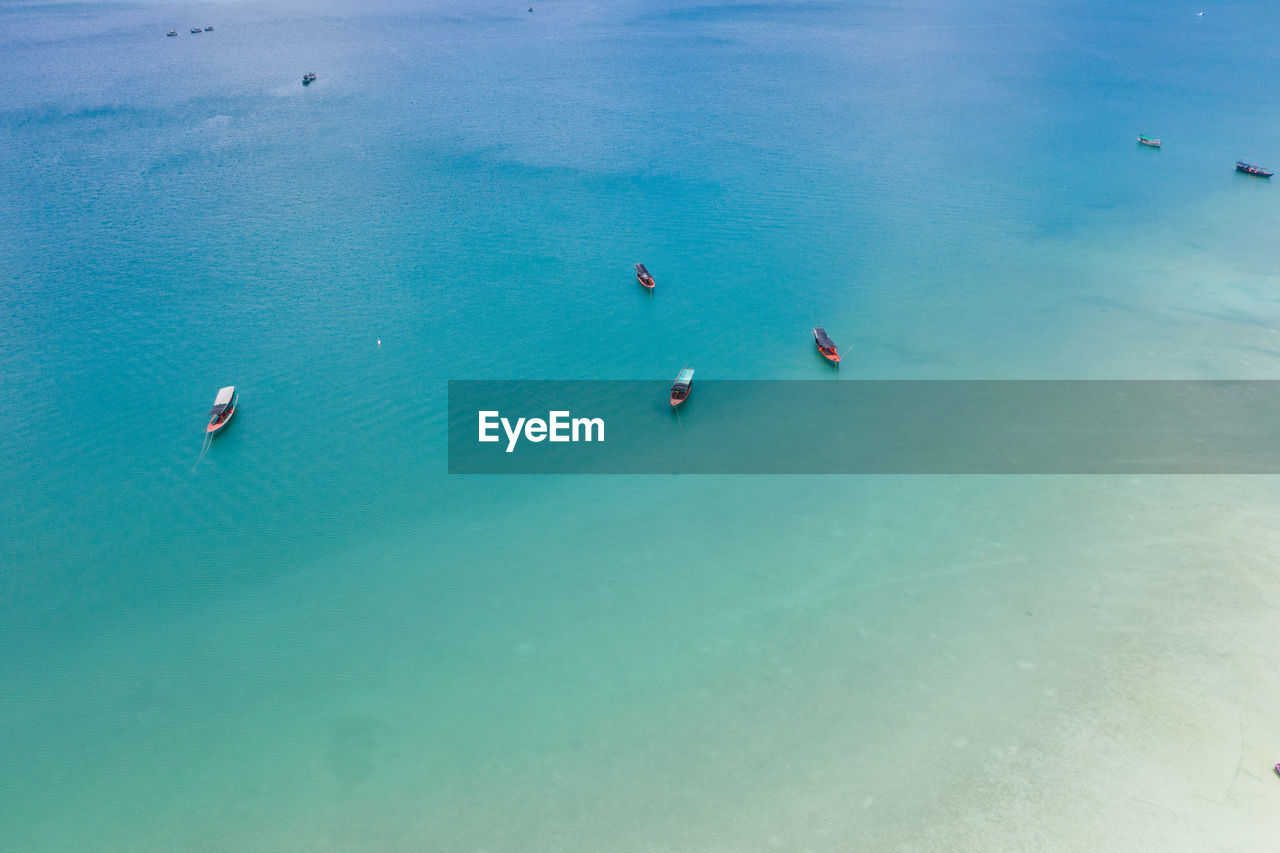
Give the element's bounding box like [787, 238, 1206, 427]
[206, 386, 237, 435]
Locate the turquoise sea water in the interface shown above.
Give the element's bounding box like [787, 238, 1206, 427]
[4, 1, 1280, 849]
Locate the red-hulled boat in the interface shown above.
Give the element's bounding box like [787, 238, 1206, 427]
[669, 368, 694, 408]
[635, 263, 655, 289]
[206, 385, 237, 435]
[813, 327, 840, 364]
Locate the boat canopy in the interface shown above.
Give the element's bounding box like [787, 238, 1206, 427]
[636, 263, 650, 275]
[814, 328, 837, 350]
[213, 386, 235, 406]
[674, 368, 694, 387]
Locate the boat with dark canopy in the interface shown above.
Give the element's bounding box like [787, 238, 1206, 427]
[206, 386, 237, 435]
[302, 72, 317, 86]
[1236, 161, 1272, 178]
[669, 368, 694, 408]
[813, 327, 840, 364]
[635, 263, 655, 290]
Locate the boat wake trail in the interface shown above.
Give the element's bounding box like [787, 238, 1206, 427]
[193, 433, 213, 470]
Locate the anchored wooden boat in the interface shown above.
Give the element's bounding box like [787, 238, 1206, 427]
[1137, 135, 1161, 148]
[635, 263, 655, 289]
[669, 368, 694, 408]
[1236, 161, 1272, 178]
[206, 386, 237, 435]
[813, 327, 840, 364]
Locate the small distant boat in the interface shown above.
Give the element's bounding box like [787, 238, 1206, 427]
[813, 327, 840, 364]
[669, 368, 694, 408]
[302, 72, 317, 86]
[1274, 762, 1280, 778]
[635, 263, 655, 290]
[1137, 135, 1161, 148]
[204, 26, 213, 31]
[167, 30, 177, 37]
[206, 386, 237, 435]
[190, 27, 201, 34]
[1236, 161, 1273, 178]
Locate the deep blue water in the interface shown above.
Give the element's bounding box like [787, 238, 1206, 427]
[3, 1, 1280, 849]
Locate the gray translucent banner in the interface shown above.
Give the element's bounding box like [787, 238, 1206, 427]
[448, 381, 1280, 474]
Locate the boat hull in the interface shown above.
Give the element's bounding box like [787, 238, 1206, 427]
[670, 394, 687, 408]
[635, 263, 655, 289]
[812, 328, 840, 365]
[206, 405, 235, 435]
[1236, 162, 1272, 178]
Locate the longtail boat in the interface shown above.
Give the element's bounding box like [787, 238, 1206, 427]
[813, 327, 840, 364]
[1137, 135, 1161, 148]
[669, 368, 694, 408]
[207, 386, 237, 435]
[1236, 161, 1272, 178]
[635, 263, 655, 289]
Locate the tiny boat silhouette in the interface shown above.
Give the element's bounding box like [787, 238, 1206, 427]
[204, 26, 213, 31]
[635, 263, 655, 289]
[1137, 135, 1161, 148]
[206, 386, 237, 435]
[302, 72, 317, 86]
[190, 27, 201, 34]
[813, 327, 840, 364]
[1236, 161, 1273, 178]
[167, 30, 177, 37]
[670, 368, 694, 408]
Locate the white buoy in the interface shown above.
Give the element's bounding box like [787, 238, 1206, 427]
[377, 338, 381, 346]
